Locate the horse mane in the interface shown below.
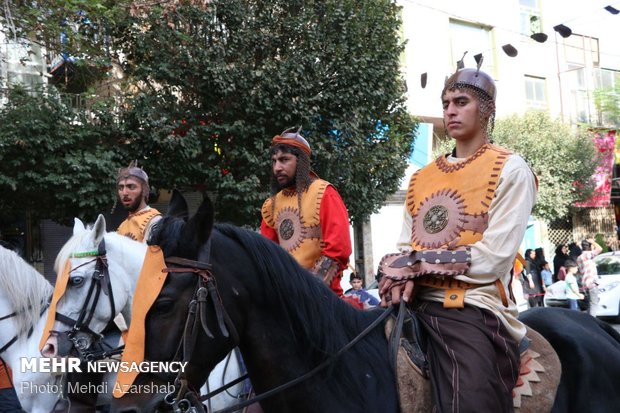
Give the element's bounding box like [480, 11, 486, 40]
[214, 224, 392, 398]
[148, 217, 192, 258]
[0, 246, 53, 336]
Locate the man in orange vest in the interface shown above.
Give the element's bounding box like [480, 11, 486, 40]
[62, 162, 163, 411]
[116, 161, 162, 243]
[380, 67, 537, 412]
[260, 128, 352, 296]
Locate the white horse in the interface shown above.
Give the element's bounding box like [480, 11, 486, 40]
[0, 245, 59, 412]
[41, 215, 247, 410]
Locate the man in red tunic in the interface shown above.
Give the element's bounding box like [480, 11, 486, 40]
[260, 128, 352, 296]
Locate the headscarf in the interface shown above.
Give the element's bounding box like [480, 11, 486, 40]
[271, 127, 311, 156]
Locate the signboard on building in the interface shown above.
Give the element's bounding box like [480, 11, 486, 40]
[575, 130, 616, 207]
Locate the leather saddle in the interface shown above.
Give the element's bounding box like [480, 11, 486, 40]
[385, 308, 561, 412]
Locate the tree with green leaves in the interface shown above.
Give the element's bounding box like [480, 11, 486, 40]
[435, 111, 598, 222]
[0, 85, 121, 223]
[113, 0, 416, 225]
[3, 0, 417, 226]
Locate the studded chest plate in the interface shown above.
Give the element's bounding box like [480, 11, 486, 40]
[412, 189, 488, 249]
[275, 206, 321, 252]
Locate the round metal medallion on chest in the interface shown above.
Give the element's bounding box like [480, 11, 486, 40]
[423, 205, 449, 234]
[412, 189, 466, 249]
[279, 219, 295, 240]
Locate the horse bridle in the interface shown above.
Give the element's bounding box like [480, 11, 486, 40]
[159, 249, 395, 413]
[156, 248, 241, 412]
[54, 239, 119, 361]
[0, 300, 50, 354]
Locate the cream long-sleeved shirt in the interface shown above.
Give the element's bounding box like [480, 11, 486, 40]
[397, 153, 537, 342]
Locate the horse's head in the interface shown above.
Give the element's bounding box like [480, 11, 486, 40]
[41, 214, 147, 360]
[111, 192, 251, 412]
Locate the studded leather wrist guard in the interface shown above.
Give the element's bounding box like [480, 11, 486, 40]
[312, 256, 339, 286]
[379, 247, 471, 282]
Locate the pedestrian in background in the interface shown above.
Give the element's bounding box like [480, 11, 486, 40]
[524, 248, 544, 307]
[540, 261, 553, 289]
[577, 238, 603, 316]
[553, 244, 569, 283]
[564, 260, 584, 311]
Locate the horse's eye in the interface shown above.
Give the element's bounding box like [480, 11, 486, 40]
[153, 299, 174, 314]
[70, 276, 85, 287]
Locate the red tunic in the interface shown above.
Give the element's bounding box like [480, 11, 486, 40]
[261, 185, 351, 296]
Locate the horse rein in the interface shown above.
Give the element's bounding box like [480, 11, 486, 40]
[160, 251, 396, 413]
[209, 305, 395, 413]
[154, 252, 241, 413]
[0, 299, 51, 354]
[54, 239, 119, 361]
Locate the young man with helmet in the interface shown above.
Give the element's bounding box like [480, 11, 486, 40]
[380, 67, 537, 412]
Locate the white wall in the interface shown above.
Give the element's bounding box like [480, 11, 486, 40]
[397, 0, 620, 123]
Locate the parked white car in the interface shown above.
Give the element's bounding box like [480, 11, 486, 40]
[592, 252, 620, 319]
[544, 252, 620, 319]
[543, 280, 588, 311]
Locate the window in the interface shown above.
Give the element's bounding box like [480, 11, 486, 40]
[524, 76, 547, 109]
[0, 41, 45, 94]
[568, 64, 586, 89]
[449, 19, 495, 75]
[519, 0, 542, 35]
[594, 68, 620, 126]
[596, 68, 620, 89]
[565, 65, 589, 123]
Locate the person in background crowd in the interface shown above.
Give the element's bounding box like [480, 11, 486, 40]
[344, 270, 380, 309]
[534, 246, 546, 274]
[540, 260, 553, 289]
[577, 238, 603, 316]
[605, 234, 616, 252]
[564, 259, 584, 311]
[524, 248, 544, 307]
[553, 244, 569, 283]
[260, 128, 352, 296]
[568, 242, 582, 262]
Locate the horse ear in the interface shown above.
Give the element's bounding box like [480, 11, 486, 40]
[193, 193, 214, 245]
[92, 214, 107, 245]
[167, 189, 189, 221]
[73, 218, 86, 235]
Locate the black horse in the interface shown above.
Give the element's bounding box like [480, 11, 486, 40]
[519, 307, 620, 412]
[111, 193, 620, 413]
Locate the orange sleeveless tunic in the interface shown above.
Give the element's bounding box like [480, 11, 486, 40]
[117, 208, 161, 242]
[261, 179, 330, 269]
[406, 144, 511, 250]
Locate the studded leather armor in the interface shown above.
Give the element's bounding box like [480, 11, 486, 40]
[117, 208, 161, 243]
[406, 144, 511, 250]
[261, 179, 330, 270]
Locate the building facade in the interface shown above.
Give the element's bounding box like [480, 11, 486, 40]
[354, 0, 620, 285]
